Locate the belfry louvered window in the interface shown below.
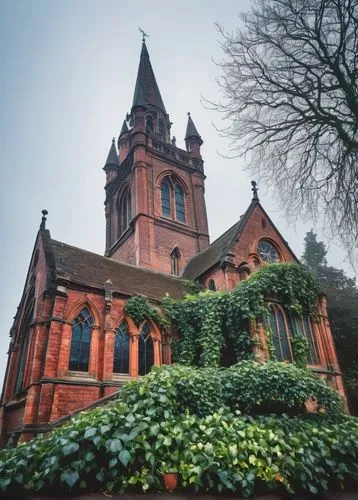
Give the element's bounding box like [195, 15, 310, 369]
[113, 321, 130, 374]
[160, 175, 186, 223]
[69, 308, 94, 371]
[138, 322, 154, 376]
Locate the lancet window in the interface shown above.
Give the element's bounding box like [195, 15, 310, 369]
[118, 188, 132, 236]
[138, 322, 154, 376]
[113, 321, 130, 374]
[69, 308, 94, 372]
[160, 175, 186, 223]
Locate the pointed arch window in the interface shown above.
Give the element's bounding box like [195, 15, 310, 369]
[268, 304, 293, 362]
[14, 305, 33, 394]
[208, 279, 216, 291]
[171, 247, 180, 276]
[113, 321, 130, 374]
[118, 188, 132, 236]
[69, 308, 94, 372]
[265, 304, 319, 365]
[138, 322, 154, 376]
[160, 175, 186, 223]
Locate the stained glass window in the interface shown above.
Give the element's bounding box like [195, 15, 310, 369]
[69, 308, 94, 372]
[138, 322, 154, 376]
[113, 321, 130, 374]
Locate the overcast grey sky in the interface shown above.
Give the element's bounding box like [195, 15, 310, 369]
[0, 0, 354, 387]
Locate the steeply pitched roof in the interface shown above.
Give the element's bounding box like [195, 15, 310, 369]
[183, 198, 299, 280]
[182, 206, 253, 280]
[104, 139, 119, 168]
[120, 120, 129, 136]
[50, 239, 186, 300]
[132, 40, 167, 113]
[185, 113, 201, 141]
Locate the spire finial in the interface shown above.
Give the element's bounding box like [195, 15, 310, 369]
[187, 112, 190, 116]
[251, 181, 259, 201]
[112, 137, 115, 143]
[139, 27, 149, 43]
[40, 209, 48, 229]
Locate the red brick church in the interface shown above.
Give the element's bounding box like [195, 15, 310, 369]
[0, 40, 346, 445]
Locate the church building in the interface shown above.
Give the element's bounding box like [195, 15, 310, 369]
[0, 40, 346, 445]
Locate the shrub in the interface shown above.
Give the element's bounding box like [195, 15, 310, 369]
[0, 364, 356, 497]
[221, 361, 343, 416]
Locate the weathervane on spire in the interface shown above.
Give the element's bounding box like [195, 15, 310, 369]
[139, 27, 149, 43]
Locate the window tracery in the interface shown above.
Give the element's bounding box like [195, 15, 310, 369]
[160, 175, 186, 223]
[138, 322, 154, 376]
[69, 308, 94, 372]
[266, 304, 319, 365]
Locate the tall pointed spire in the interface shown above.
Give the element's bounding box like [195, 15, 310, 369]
[120, 120, 129, 136]
[185, 112, 202, 143]
[132, 39, 167, 113]
[104, 138, 119, 168]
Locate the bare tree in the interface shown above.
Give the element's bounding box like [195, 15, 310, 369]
[214, 0, 358, 261]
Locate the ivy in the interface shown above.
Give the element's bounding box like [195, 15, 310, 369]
[291, 335, 310, 369]
[0, 364, 355, 497]
[162, 263, 322, 368]
[124, 295, 167, 329]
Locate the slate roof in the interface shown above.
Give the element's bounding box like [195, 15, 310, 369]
[185, 113, 201, 140]
[49, 239, 186, 300]
[182, 202, 257, 279]
[120, 120, 129, 135]
[132, 40, 167, 113]
[104, 139, 119, 168]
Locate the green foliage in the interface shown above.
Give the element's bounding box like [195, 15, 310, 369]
[302, 231, 358, 414]
[163, 263, 321, 368]
[221, 361, 342, 416]
[183, 279, 204, 295]
[290, 335, 310, 369]
[124, 295, 167, 329]
[1, 364, 353, 497]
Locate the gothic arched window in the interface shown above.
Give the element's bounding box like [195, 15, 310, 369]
[208, 279, 216, 291]
[138, 322, 154, 376]
[171, 247, 180, 276]
[69, 308, 94, 372]
[113, 321, 130, 374]
[118, 188, 132, 236]
[268, 304, 293, 362]
[160, 176, 186, 223]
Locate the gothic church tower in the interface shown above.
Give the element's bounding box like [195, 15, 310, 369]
[103, 40, 209, 275]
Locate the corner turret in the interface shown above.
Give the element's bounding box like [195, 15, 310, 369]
[103, 138, 119, 184]
[185, 112, 203, 156]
